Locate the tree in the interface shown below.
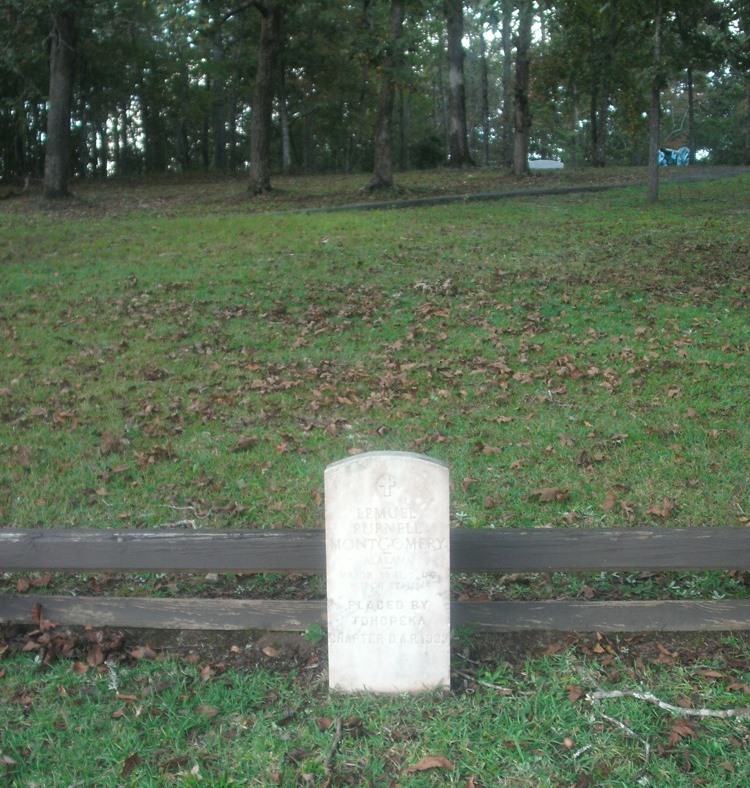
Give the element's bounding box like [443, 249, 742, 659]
[512, 0, 533, 175]
[444, 0, 473, 166]
[44, 4, 78, 198]
[248, 0, 283, 194]
[648, 0, 663, 204]
[725, 0, 750, 163]
[500, 0, 513, 167]
[369, 0, 405, 191]
[543, 1, 638, 167]
[0, 2, 48, 180]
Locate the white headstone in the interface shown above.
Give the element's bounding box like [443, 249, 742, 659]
[325, 451, 450, 693]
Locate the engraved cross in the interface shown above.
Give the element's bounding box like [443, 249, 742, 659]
[376, 474, 396, 497]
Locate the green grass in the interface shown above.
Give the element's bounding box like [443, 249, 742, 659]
[1, 634, 749, 785]
[1, 173, 748, 535]
[1, 169, 750, 785]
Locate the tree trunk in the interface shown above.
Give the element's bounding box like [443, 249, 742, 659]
[95, 120, 107, 177]
[249, 1, 282, 195]
[589, 89, 599, 167]
[687, 65, 695, 163]
[444, 0, 473, 167]
[745, 76, 750, 166]
[44, 8, 77, 198]
[595, 92, 609, 167]
[278, 60, 292, 175]
[595, 6, 619, 168]
[479, 27, 490, 166]
[512, 0, 533, 176]
[398, 85, 407, 171]
[368, 0, 405, 191]
[347, 67, 369, 173]
[648, 1, 662, 206]
[211, 30, 227, 172]
[438, 60, 450, 160]
[500, 0, 513, 168]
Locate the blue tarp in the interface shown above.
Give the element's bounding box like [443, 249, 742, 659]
[659, 146, 690, 166]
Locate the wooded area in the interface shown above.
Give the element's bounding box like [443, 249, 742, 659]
[2, 528, 749, 632]
[1, 1, 749, 198]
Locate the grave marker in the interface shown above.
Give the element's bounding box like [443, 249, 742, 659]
[325, 451, 450, 693]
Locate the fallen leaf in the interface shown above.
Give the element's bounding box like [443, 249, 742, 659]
[121, 753, 143, 778]
[130, 645, 157, 660]
[697, 669, 725, 680]
[647, 498, 675, 519]
[199, 664, 214, 681]
[403, 755, 455, 774]
[196, 705, 220, 719]
[668, 719, 696, 746]
[30, 572, 53, 589]
[233, 435, 257, 452]
[344, 716, 367, 737]
[567, 685, 584, 702]
[316, 717, 334, 731]
[602, 489, 617, 512]
[262, 645, 279, 658]
[531, 487, 569, 503]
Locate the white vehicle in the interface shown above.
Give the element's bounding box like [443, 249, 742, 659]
[528, 159, 565, 170]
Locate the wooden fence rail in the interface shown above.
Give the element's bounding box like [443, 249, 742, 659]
[1, 528, 749, 633]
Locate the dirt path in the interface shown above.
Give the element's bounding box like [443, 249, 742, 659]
[306, 165, 750, 215]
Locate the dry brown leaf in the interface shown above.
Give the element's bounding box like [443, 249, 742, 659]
[121, 753, 143, 778]
[602, 489, 617, 512]
[196, 705, 220, 719]
[403, 755, 455, 774]
[668, 719, 696, 746]
[698, 669, 725, 680]
[531, 487, 569, 503]
[647, 498, 675, 519]
[262, 645, 279, 658]
[567, 685, 584, 702]
[130, 645, 157, 660]
[233, 435, 257, 452]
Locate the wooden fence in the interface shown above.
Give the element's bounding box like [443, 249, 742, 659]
[1, 527, 749, 633]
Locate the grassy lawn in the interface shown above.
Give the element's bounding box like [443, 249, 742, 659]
[1, 169, 749, 784]
[1, 630, 749, 785]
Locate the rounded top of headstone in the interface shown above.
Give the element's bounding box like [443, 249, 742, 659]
[325, 451, 448, 472]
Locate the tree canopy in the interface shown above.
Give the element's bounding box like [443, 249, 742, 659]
[1, 0, 747, 195]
